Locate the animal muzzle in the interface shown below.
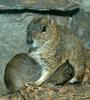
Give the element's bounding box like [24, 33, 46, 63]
[27, 36, 33, 44]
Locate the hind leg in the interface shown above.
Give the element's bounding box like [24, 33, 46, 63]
[69, 64, 85, 84]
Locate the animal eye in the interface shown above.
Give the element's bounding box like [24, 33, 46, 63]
[41, 25, 47, 32]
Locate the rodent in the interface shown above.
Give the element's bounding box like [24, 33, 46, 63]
[26, 16, 86, 85]
[4, 16, 89, 93]
[4, 53, 74, 93]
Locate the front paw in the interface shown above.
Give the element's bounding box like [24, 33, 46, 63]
[24, 82, 36, 87]
[68, 77, 80, 84]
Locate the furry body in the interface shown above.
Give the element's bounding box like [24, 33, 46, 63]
[4, 16, 88, 93]
[27, 16, 86, 85]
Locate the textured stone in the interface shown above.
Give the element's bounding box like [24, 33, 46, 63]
[0, 0, 90, 12]
[80, 0, 90, 12]
[0, 0, 80, 11]
[69, 10, 90, 49]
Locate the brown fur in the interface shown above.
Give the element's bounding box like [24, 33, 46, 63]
[4, 54, 74, 93]
[4, 16, 89, 93]
[27, 16, 86, 85]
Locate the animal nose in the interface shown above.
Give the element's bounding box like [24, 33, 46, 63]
[27, 39, 33, 44]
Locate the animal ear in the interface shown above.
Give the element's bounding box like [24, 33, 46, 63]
[50, 18, 55, 26]
[47, 16, 54, 25]
[47, 16, 59, 31]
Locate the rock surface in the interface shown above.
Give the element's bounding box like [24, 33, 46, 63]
[0, 0, 80, 10]
[79, 0, 90, 12]
[0, 0, 90, 12]
[69, 10, 90, 49]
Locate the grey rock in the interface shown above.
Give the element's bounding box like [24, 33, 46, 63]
[0, 0, 80, 11]
[69, 10, 90, 49]
[0, 0, 90, 12]
[79, 0, 90, 12]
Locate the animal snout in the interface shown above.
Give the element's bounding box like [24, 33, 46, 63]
[27, 39, 33, 44]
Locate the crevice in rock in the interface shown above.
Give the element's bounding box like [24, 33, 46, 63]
[0, 8, 79, 16]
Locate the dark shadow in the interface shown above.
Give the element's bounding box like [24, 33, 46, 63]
[0, 8, 80, 17]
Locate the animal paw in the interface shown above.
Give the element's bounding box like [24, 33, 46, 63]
[68, 77, 80, 84]
[24, 82, 36, 87]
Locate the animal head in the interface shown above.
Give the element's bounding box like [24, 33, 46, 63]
[27, 16, 60, 49]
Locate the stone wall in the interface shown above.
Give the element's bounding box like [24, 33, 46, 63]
[0, 13, 32, 80]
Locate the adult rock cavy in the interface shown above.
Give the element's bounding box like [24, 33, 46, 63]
[26, 16, 86, 85]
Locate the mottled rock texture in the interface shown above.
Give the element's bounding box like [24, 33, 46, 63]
[0, 0, 79, 10]
[69, 10, 90, 49]
[80, 0, 90, 12]
[0, 0, 90, 12]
